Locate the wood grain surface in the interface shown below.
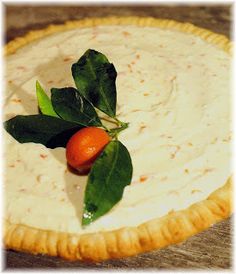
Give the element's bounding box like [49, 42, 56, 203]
[3, 4, 233, 270]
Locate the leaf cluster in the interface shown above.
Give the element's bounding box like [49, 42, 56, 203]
[4, 49, 133, 225]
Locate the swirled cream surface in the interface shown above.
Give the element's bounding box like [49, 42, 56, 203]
[4, 25, 231, 233]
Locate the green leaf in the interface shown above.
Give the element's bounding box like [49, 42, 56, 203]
[4, 115, 83, 148]
[51, 87, 102, 127]
[82, 140, 133, 226]
[72, 49, 117, 118]
[36, 81, 58, 117]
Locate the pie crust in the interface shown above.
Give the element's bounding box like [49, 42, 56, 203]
[4, 17, 233, 262]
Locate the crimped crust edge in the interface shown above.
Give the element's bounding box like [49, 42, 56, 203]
[4, 16, 233, 262]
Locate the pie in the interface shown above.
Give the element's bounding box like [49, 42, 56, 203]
[4, 17, 232, 261]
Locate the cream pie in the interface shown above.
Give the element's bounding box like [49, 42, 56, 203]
[4, 17, 232, 261]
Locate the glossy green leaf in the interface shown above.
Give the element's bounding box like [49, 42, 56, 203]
[82, 140, 133, 226]
[72, 49, 117, 118]
[51, 87, 102, 127]
[4, 115, 83, 148]
[36, 81, 58, 117]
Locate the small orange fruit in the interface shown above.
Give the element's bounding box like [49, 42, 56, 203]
[66, 127, 110, 173]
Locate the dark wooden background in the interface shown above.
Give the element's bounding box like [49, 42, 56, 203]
[3, 4, 233, 270]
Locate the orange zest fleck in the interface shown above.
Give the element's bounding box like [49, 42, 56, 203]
[63, 57, 72, 62]
[139, 125, 147, 132]
[127, 64, 133, 72]
[17, 66, 25, 70]
[11, 99, 21, 103]
[168, 190, 179, 196]
[140, 175, 148, 182]
[131, 109, 141, 112]
[122, 31, 131, 37]
[40, 154, 48, 159]
[191, 189, 201, 194]
[203, 168, 214, 174]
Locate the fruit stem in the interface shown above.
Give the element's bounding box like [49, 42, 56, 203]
[101, 117, 129, 140]
[108, 122, 129, 139]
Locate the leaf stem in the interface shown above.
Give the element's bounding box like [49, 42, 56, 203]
[101, 117, 129, 140]
[101, 124, 110, 132]
[114, 117, 128, 127]
[108, 121, 129, 139]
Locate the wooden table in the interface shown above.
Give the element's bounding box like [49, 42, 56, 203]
[4, 4, 232, 270]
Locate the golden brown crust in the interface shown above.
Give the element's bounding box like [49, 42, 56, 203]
[4, 178, 232, 261]
[5, 16, 232, 55]
[4, 17, 233, 261]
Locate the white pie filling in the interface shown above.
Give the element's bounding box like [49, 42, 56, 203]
[4, 25, 231, 234]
